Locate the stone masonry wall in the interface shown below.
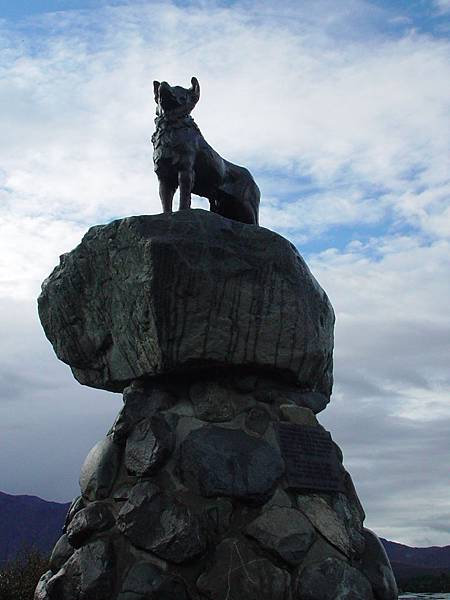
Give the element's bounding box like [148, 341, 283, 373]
[35, 373, 397, 600]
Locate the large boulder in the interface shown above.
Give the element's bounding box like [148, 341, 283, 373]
[296, 557, 374, 600]
[360, 529, 398, 600]
[178, 425, 284, 504]
[38, 209, 334, 394]
[197, 537, 291, 600]
[245, 506, 316, 565]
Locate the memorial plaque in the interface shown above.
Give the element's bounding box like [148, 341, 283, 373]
[277, 423, 345, 493]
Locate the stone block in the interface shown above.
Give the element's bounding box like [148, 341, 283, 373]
[79, 438, 121, 501]
[38, 210, 334, 396]
[178, 425, 284, 504]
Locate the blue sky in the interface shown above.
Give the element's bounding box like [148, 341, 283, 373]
[0, 0, 449, 547]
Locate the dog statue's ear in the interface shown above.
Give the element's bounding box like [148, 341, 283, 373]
[153, 81, 160, 103]
[191, 77, 200, 101]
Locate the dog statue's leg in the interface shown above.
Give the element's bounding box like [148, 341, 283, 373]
[159, 180, 176, 213]
[178, 169, 193, 210]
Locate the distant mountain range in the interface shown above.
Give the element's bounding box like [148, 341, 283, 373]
[0, 491, 69, 564]
[1, 489, 449, 585]
[380, 538, 450, 588]
[381, 538, 450, 569]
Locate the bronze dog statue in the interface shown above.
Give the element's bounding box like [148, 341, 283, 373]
[152, 77, 260, 225]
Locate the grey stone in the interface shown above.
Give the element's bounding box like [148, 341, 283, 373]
[205, 498, 234, 536]
[360, 529, 398, 600]
[198, 537, 290, 600]
[116, 482, 159, 544]
[332, 492, 366, 556]
[112, 482, 134, 501]
[263, 488, 292, 509]
[234, 374, 258, 392]
[245, 406, 271, 435]
[38, 211, 334, 396]
[297, 494, 358, 558]
[294, 391, 330, 414]
[117, 561, 189, 600]
[63, 495, 85, 532]
[167, 400, 194, 418]
[75, 538, 115, 597]
[125, 415, 174, 476]
[231, 392, 257, 415]
[109, 384, 175, 443]
[299, 535, 347, 572]
[178, 426, 284, 504]
[254, 382, 317, 409]
[175, 415, 205, 443]
[49, 535, 74, 573]
[246, 507, 316, 565]
[66, 501, 115, 547]
[151, 502, 206, 563]
[295, 557, 374, 600]
[34, 570, 52, 600]
[254, 388, 284, 404]
[79, 437, 121, 501]
[117, 480, 159, 514]
[279, 404, 318, 425]
[189, 380, 235, 421]
[45, 538, 115, 600]
[117, 481, 206, 563]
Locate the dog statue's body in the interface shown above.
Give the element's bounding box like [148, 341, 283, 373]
[152, 78, 260, 225]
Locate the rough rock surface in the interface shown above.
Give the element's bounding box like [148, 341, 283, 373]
[280, 404, 318, 425]
[65, 501, 114, 547]
[360, 528, 399, 600]
[189, 380, 236, 421]
[117, 562, 189, 600]
[41, 538, 115, 600]
[296, 556, 375, 600]
[296, 493, 365, 558]
[79, 438, 120, 501]
[49, 535, 74, 573]
[178, 425, 284, 503]
[197, 537, 291, 600]
[124, 415, 174, 476]
[38, 210, 334, 395]
[117, 481, 206, 563]
[245, 506, 316, 565]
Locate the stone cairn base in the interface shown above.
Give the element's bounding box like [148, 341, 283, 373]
[35, 210, 398, 600]
[37, 375, 396, 600]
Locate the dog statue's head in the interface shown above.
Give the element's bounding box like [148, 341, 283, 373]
[153, 77, 200, 117]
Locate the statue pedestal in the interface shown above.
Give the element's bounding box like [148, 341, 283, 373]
[35, 211, 397, 600]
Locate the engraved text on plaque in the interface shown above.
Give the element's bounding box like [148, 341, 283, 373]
[277, 423, 345, 492]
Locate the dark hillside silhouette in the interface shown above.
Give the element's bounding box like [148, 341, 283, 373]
[0, 491, 69, 564]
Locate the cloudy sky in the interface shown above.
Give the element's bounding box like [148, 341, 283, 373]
[0, 0, 449, 547]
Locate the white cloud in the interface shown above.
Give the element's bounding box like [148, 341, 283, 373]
[0, 214, 86, 299]
[315, 236, 450, 544]
[260, 189, 387, 237]
[434, 0, 450, 13]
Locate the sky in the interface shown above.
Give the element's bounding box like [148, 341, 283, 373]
[0, 0, 449, 547]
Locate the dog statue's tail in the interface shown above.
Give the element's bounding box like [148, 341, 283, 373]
[214, 162, 260, 225]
